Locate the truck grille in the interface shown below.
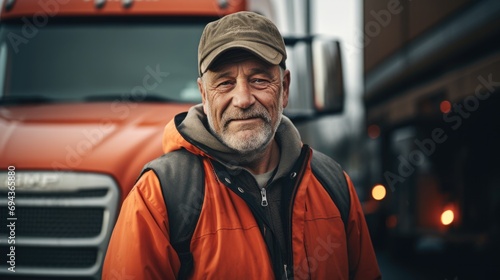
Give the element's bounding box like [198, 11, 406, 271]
[2, 207, 104, 238]
[0, 246, 98, 268]
[0, 172, 120, 279]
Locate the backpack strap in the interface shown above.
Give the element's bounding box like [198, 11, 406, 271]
[310, 150, 351, 231]
[139, 149, 205, 280]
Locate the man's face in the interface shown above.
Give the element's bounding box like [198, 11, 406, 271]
[198, 56, 290, 154]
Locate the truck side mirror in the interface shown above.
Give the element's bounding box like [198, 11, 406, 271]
[283, 37, 344, 120]
[312, 38, 344, 114]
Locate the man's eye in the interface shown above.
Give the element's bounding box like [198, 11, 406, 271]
[252, 79, 268, 84]
[217, 81, 233, 87]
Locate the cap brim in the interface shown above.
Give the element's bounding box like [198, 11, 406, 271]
[200, 41, 283, 75]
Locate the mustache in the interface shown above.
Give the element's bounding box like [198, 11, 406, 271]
[221, 106, 271, 127]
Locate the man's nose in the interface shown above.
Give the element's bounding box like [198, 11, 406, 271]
[232, 81, 256, 109]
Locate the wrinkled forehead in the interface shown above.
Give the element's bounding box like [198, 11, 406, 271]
[206, 49, 278, 75]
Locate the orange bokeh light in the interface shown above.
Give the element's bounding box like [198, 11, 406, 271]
[386, 215, 397, 228]
[441, 209, 454, 226]
[440, 100, 452, 114]
[372, 184, 386, 201]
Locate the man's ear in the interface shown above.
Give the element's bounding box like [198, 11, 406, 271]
[282, 69, 291, 108]
[197, 77, 208, 114]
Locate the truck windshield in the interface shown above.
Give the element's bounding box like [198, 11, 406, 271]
[0, 20, 205, 104]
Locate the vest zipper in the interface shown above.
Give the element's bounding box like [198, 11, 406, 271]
[210, 158, 287, 278]
[260, 187, 268, 206]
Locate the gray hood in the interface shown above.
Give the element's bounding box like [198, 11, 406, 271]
[177, 104, 303, 180]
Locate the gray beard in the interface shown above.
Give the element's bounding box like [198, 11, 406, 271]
[206, 107, 283, 160]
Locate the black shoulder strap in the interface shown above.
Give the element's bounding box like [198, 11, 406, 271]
[310, 150, 351, 231]
[139, 149, 205, 280]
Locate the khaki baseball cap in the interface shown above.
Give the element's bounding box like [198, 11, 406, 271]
[198, 11, 287, 76]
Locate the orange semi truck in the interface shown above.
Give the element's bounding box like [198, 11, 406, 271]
[0, 0, 344, 278]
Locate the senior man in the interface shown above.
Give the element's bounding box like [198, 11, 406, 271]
[103, 11, 381, 280]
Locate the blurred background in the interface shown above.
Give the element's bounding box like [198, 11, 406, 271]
[1, 0, 499, 279]
[312, 0, 500, 279]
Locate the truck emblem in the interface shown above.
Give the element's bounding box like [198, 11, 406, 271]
[6, 173, 60, 190]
